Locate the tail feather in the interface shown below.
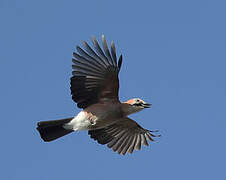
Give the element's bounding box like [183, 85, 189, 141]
[37, 117, 74, 142]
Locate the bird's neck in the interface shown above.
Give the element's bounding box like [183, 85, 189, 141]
[121, 103, 142, 116]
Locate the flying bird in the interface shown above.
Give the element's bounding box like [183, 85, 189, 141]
[37, 35, 160, 155]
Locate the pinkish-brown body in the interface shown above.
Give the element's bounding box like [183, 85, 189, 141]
[64, 99, 150, 131]
[83, 102, 123, 129]
[64, 102, 122, 130]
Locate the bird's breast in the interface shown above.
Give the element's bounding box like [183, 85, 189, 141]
[64, 103, 122, 131]
[84, 103, 123, 129]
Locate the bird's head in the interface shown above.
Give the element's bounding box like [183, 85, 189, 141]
[123, 98, 151, 115]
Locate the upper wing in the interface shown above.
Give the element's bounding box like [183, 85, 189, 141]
[88, 118, 160, 155]
[71, 35, 123, 109]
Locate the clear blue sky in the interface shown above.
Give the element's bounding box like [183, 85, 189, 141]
[0, 0, 225, 179]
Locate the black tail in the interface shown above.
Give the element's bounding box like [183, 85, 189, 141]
[36, 117, 74, 142]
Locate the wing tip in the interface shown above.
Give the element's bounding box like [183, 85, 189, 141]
[118, 54, 123, 70]
[91, 35, 97, 42]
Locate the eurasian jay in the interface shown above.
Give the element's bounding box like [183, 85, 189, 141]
[37, 35, 160, 155]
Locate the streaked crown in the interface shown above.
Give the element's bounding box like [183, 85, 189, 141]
[123, 98, 151, 115]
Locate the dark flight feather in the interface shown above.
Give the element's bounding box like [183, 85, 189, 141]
[71, 36, 123, 109]
[88, 118, 160, 155]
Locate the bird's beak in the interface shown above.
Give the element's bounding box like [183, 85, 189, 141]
[142, 103, 151, 108]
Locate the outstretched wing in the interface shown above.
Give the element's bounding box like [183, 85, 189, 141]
[71, 35, 123, 109]
[88, 118, 160, 155]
